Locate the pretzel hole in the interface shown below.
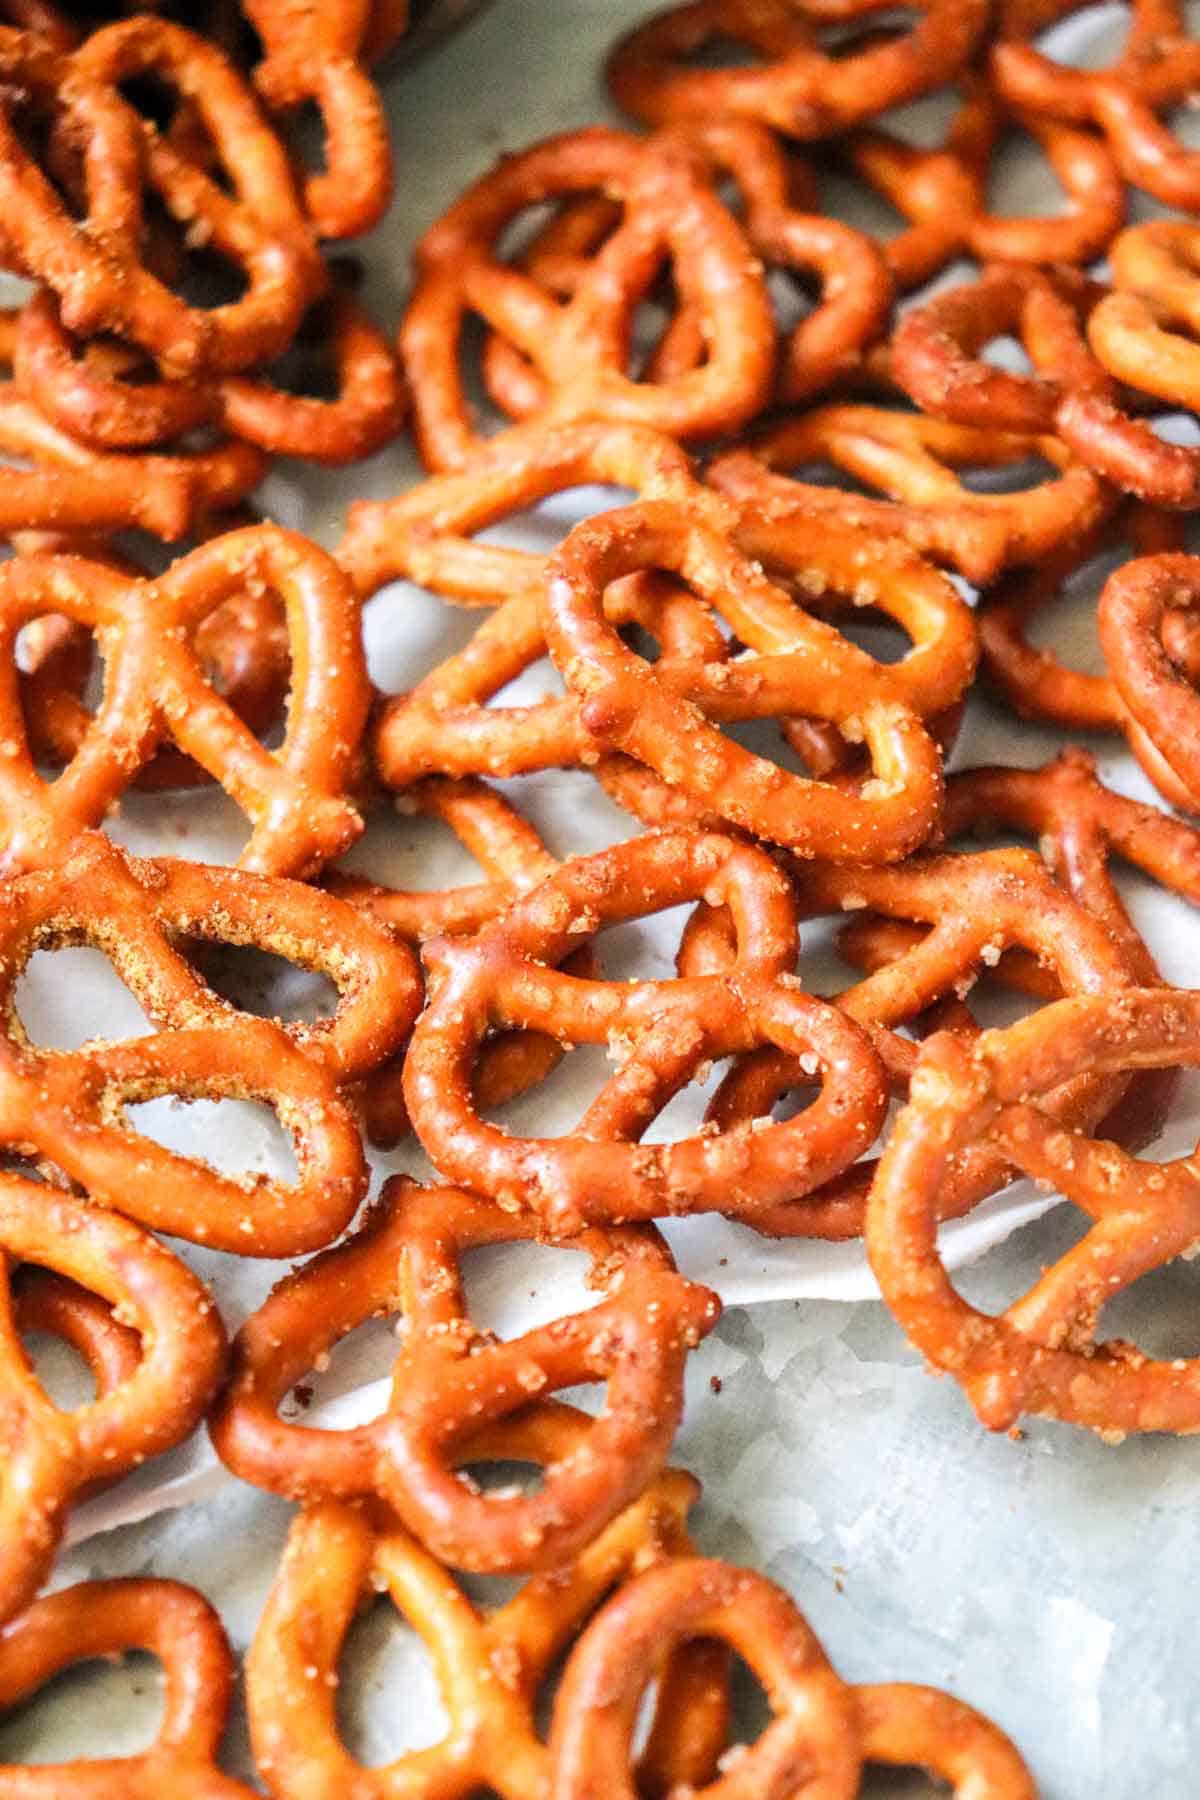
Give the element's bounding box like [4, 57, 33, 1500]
[957, 451, 1060, 496]
[667, 31, 764, 71]
[819, 9, 920, 59]
[14, 947, 153, 1048]
[858, 1765, 945, 1798]
[478, 482, 639, 558]
[459, 1238, 596, 1337]
[985, 128, 1074, 221]
[334, 1600, 449, 1763]
[19, 1328, 99, 1409]
[185, 941, 339, 1029]
[124, 1095, 300, 1183]
[1022, 540, 1123, 676]
[1031, 1, 1131, 71]
[0, 1649, 166, 1763]
[811, 163, 904, 247]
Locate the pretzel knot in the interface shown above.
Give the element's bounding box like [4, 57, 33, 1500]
[606, 0, 988, 138]
[0, 1178, 227, 1625]
[247, 1405, 729, 1800]
[0, 523, 367, 878]
[708, 404, 1115, 587]
[678, 843, 1139, 1239]
[1099, 551, 1200, 810]
[400, 127, 775, 471]
[404, 828, 889, 1233]
[242, 0, 394, 239]
[870, 987, 1200, 1436]
[0, 832, 423, 1255]
[212, 1176, 719, 1572]
[550, 1556, 1037, 1799]
[0, 1577, 255, 1794]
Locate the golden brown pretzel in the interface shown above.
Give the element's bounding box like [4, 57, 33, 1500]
[247, 1407, 728, 1799]
[212, 1176, 718, 1570]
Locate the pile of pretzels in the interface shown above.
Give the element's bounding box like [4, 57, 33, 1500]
[5, 1, 1200, 1791]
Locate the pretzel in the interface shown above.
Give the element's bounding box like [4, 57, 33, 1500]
[977, 507, 1200, 798]
[330, 776, 596, 1147]
[341, 419, 737, 788]
[400, 128, 775, 471]
[837, 751, 1200, 1147]
[483, 119, 893, 414]
[0, 523, 366, 877]
[68, 18, 325, 374]
[15, 278, 405, 464]
[0, 366, 264, 541]
[247, 1407, 727, 1800]
[405, 828, 889, 1233]
[869, 987, 1200, 1436]
[0, 1177, 226, 1623]
[992, 0, 1200, 210]
[1099, 551, 1200, 810]
[242, 0, 393, 239]
[213, 1175, 718, 1569]
[892, 266, 1112, 437]
[549, 1557, 861, 1800]
[17, 531, 294, 794]
[708, 405, 1115, 587]
[0, 1578, 255, 1795]
[852, 1685, 1037, 1799]
[606, 0, 988, 137]
[0, 831, 400, 1255]
[682, 845, 1139, 1239]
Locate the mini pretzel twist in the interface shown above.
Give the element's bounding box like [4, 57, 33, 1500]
[0, 523, 367, 878]
[400, 128, 775, 471]
[404, 828, 889, 1233]
[708, 405, 1115, 587]
[0, 1177, 227, 1624]
[681, 845, 1140, 1238]
[606, 0, 988, 137]
[1099, 551, 1200, 809]
[870, 987, 1200, 1436]
[247, 1406, 728, 1799]
[213, 1176, 719, 1570]
[0, 1577, 256, 1795]
[0, 831, 413, 1255]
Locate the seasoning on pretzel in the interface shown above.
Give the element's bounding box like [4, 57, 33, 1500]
[213, 1176, 718, 1570]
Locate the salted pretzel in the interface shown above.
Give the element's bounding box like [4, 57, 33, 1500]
[0, 1578, 256, 1795]
[213, 1176, 718, 1570]
[68, 18, 325, 374]
[851, 1685, 1038, 1799]
[978, 506, 1200, 804]
[15, 278, 405, 464]
[0, 22, 321, 380]
[340, 419, 738, 788]
[550, 1557, 860, 1800]
[541, 499, 955, 857]
[1099, 551, 1200, 810]
[0, 523, 366, 877]
[404, 828, 889, 1233]
[992, 0, 1200, 211]
[242, 0, 393, 239]
[708, 405, 1114, 588]
[16, 528, 294, 794]
[606, 0, 988, 138]
[0, 1177, 226, 1623]
[890, 265, 1200, 509]
[400, 127, 775, 471]
[870, 987, 1200, 1436]
[0, 370, 265, 541]
[483, 118, 893, 414]
[0, 832, 408, 1255]
[679, 845, 1140, 1239]
[550, 1557, 1038, 1799]
[331, 776, 596, 1147]
[248, 1407, 728, 1800]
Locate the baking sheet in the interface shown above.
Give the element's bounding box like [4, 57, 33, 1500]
[9, 2, 1200, 1793]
